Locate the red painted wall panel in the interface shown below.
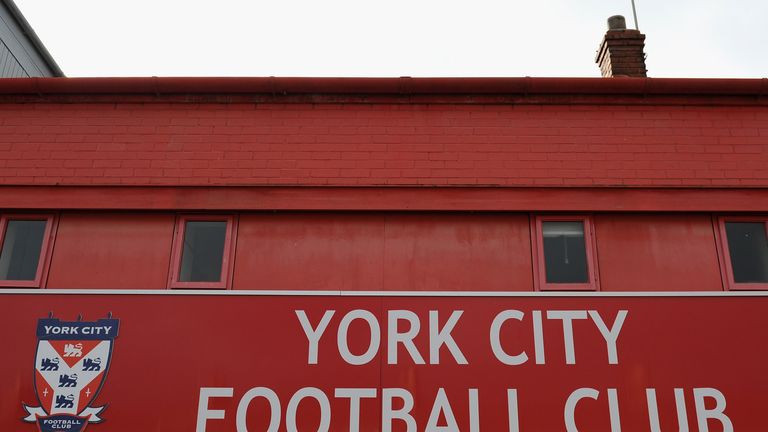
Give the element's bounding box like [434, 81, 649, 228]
[46, 213, 175, 289]
[2, 292, 766, 431]
[594, 214, 723, 291]
[234, 213, 386, 291]
[381, 214, 532, 291]
[233, 213, 533, 291]
[1, 103, 766, 187]
[22, 211, 734, 292]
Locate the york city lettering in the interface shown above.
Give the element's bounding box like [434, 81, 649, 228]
[196, 308, 733, 432]
[295, 309, 625, 366]
[41, 325, 114, 336]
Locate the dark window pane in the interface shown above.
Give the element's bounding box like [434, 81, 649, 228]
[725, 222, 768, 283]
[542, 221, 589, 284]
[179, 221, 227, 282]
[0, 220, 47, 281]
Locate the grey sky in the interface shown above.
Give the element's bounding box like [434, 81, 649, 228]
[15, 0, 768, 78]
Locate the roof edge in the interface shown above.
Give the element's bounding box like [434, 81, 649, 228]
[0, 77, 767, 99]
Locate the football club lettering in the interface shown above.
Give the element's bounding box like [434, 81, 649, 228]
[23, 314, 120, 432]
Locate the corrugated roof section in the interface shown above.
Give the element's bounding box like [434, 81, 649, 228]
[0, 0, 63, 77]
[0, 39, 28, 77]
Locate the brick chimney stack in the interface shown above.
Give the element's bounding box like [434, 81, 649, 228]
[595, 15, 647, 77]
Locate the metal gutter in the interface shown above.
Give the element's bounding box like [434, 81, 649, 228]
[1, 0, 64, 77]
[0, 76, 766, 97]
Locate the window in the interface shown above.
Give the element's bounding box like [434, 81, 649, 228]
[717, 217, 768, 290]
[532, 215, 599, 291]
[169, 215, 236, 289]
[0, 214, 56, 288]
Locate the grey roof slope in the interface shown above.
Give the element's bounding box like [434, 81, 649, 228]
[0, 0, 63, 77]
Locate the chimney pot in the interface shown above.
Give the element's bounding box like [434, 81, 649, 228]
[607, 15, 627, 31]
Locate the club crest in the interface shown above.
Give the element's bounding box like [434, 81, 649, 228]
[23, 314, 119, 432]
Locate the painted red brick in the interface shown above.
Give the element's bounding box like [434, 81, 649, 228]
[0, 103, 766, 187]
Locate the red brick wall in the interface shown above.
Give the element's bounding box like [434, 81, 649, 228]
[1, 102, 766, 187]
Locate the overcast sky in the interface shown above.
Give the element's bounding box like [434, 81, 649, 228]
[15, 0, 768, 78]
